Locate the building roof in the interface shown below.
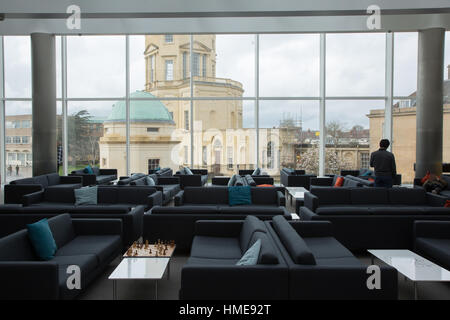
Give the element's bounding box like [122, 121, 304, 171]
[105, 91, 175, 124]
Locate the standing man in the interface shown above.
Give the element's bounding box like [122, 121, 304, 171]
[370, 139, 397, 188]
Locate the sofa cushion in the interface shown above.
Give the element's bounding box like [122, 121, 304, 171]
[415, 237, 450, 270]
[34, 175, 49, 188]
[251, 187, 277, 205]
[191, 236, 242, 259]
[311, 187, 352, 205]
[46, 173, 61, 186]
[219, 205, 284, 215]
[97, 175, 115, 184]
[239, 215, 267, 253]
[368, 206, 427, 215]
[234, 175, 246, 186]
[47, 214, 76, 249]
[245, 175, 257, 187]
[316, 206, 372, 215]
[152, 205, 219, 215]
[236, 239, 261, 266]
[184, 187, 228, 205]
[228, 174, 238, 187]
[55, 235, 121, 264]
[74, 186, 98, 205]
[0, 230, 38, 261]
[303, 237, 356, 260]
[272, 215, 315, 265]
[26, 219, 57, 261]
[45, 184, 79, 203]
[249, 231, 279, 264]
[350, 188, 389, 205]
[146, 176, 156, 186]
[388, 188, 426, 205]
[11, 177, 36, 185]
[228, 186, 252, 206]
[98, 187, 118, 204]
[314, 256, 362, 266]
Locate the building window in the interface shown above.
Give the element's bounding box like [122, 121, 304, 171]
[192, 53, 200, 77]
[267, 141, 274, 169]
[6, 136, 12, 144]
[202, 146, 207, 166]
[6, 121, 13, 128]
[184, 146, 189, 164]
[17, 153, 25, 165]
[146, 128, 159, 133]
[165, 34, 173, 43]
[227, 147, 233, 170]
[182, 52, 187, 79]
[184, 110, 189, 130]
[7, 153, 16, 162]
[169, 112, 174, 120]
[13, 136, 21, 144]
[202, 54, 207, 77]
[22, 136, 30, 144]
[22, 120, 31, 128]
[360, 152, 370, 169]
[148, 159, 160, 171]
[150, 55, 155, 82]
[165, 60, 173, 81]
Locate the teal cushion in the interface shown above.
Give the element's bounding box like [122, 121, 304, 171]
[83, 165, 94, 174]
[74, 186, 98, 205]
[236, 239, 261, 266]
[228, 174, 238, 187]
[361, 170, 373, 177]
[185, 167, 194, 175]
[27, 219, 57, 261]
[228, 186, 252, 206]
[146, 176, 155, 186]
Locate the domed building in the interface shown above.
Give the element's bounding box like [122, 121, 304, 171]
[99, 91, 182, 176]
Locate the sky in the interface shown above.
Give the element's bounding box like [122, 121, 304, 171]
[3, 32, 450, 131]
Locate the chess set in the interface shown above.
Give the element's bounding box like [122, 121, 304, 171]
[124, 239, 176, 258]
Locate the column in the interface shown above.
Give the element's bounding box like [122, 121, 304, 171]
[416, 28, 445, 178]
[31, 33, 57, 176]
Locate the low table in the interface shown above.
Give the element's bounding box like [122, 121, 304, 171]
[285, 187, 308, 213]
[368, 249, 450, 300]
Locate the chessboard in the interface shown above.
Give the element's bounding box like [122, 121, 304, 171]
[123, 240, 176, 258]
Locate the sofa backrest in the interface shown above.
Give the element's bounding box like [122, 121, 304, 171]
[341, 170, 360, 177]
[248, 231, 279, 264]
[0, 229, 38, 261]
[388, 188, 426, 205]
[239, 215, 267, 253]
[272, 215, 316, 265]
[350, 188, 389, 205]
[183, 187, 228, 204]
[310, 187, 352, 205]
[343, 178, 361, 187]
[46, 173, 61, 186]
[47, 214, 76, 249]
[251, 187, 278, 205]
[116, 187, 156, 205]
[10, 177, 36, 185]
[97, 187, 119, 204]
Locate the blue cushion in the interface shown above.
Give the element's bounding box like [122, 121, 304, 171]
[228, 186, 252, 206]
[185, 167, 194, 175]
[361, 170, 373, 177]
[27, 219, 57, 261]
[146, 176, 156, 186]
[236, 239, 261, 266]
[74, 186, 98, 205]
[83, 165, 94, 174]
[228, 174, 238, 187]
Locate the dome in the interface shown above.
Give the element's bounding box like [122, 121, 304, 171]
[105, 91, 175, 124]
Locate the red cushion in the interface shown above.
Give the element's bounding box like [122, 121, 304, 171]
[421, 171, 431, 184]
[334, 177, 344, 187]
[256, 184, 274, 187]
[445, 200, 450, 208]
[368, 178, 375, 182]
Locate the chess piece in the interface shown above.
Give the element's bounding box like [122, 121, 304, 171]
[127, 248, 132, 256]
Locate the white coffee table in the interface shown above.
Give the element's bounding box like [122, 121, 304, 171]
[368, 249, 450, 299]
[285, 187, 308, 213]
[108, 257, 170, 300]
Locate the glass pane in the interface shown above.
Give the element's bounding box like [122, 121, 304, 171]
[128, 99, 188, 175]
[67, 101, 119, 175]
[259, 100, 319, 179]
[394, 32, 418, 97]
[260, 34, 320, 97]
[326, 33, 385, 96]
[4, 36, 31, 98]
[67, 36, 125, 98]
[325, 100, 382, 175]
[192, 100, 255, 176]
[5, 101, 32, 182]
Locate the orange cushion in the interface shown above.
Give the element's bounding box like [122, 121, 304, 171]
[421, 171, 431, 184]
[368, 178, 375, 182]
[256, 184, 274, 187]
[334, 177, 344, 187]
[445, 200, 450, 208]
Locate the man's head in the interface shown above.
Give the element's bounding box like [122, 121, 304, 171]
[379, 139, 390, 149]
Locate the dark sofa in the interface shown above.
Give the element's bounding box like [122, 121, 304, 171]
[143, 186, 290, 252]
[70, 167, 117, 186]
[300, 187, 450, 250]
[280, 168, 315, 189]
[265, 216, 398, 299]
[174, 169, 208, 189]
[4, 173, 82, 204]
[414, 221, 450, 271]
[148, 167, 173, 176]
[119, 173, 180, 205]
[414, 175, 450, 200]
[212, 175, 274, 186]
[180, 216, 289, 300]
[341, 169, 402, 185]
[0, 214, 122, 300]
[310, 175, 374, 188]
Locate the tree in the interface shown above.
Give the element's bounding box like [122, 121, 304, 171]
[326, 120, 346, 147]
[297, 144, 352, 175]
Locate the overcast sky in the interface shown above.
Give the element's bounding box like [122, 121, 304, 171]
[3, 32, 450, 131]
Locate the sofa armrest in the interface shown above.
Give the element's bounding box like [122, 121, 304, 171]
[414, 221, 450, 239]
[174, 190, 184, 206]
[299, 206, 318, 220]
[4, 184, 43, 204]
[310, 177, 333, 186]
[71, 174, 96, 186]
[59, 176, 82, 184]
[0, 262, 59, 300]
[413, 178, 423, 187]
[194, 220, 243, 238]
[304, 192, 318, 211]
[277, 191, 286, 207]
[72, 218, 123, 236]
[157, 176, 180, 185]
[426, 192, 447, 207]
[22, 190, 45, 206]
[99, 169, 118, 176]
[147, 191, 163, 208]
[289, 221, 334, 238]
